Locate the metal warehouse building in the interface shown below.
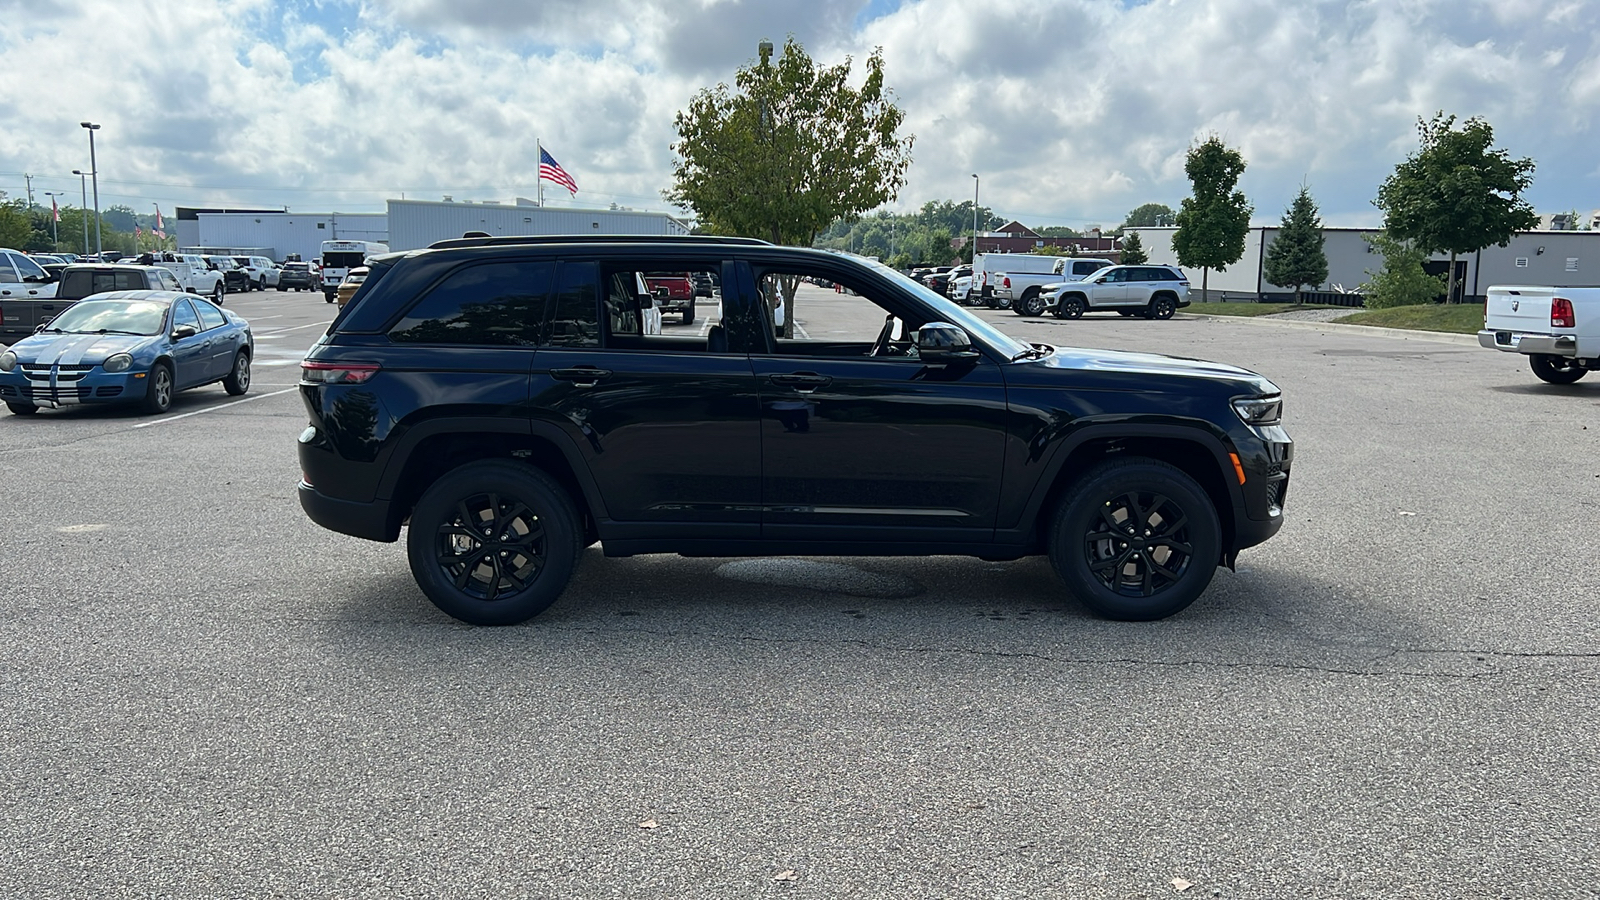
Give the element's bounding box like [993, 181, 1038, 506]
[177, 208, 389, 262]
[385, 199, 690, 251]
[1128, 226, 1600, 304]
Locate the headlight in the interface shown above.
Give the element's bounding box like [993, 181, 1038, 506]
[1232, 395, 1282, 426]
[0, 351, 14, 372]
[103, 353, 134, 373]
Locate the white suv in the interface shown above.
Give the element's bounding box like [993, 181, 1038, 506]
[1046, 264, 1191, 320]
[233, 256, 281, 290]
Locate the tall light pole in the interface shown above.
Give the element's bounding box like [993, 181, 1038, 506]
[971, 173, 980, 261]
[42, 191, 62, 250]
[71, 169, 91, 254]
[80, 122, 103, 255]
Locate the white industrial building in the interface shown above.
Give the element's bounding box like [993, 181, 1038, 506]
[1128, 226, 1600, 304]
[385, 198, 690, 251]
[177, 198, 689, 262]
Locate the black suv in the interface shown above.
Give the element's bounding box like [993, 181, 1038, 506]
[297, 236, 1291, 625]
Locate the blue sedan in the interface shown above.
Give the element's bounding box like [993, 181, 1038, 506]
[0, 290, 254, 416]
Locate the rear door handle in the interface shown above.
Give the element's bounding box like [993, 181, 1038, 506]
[550, 366, 612, 386]
[769, 373, 833, 393]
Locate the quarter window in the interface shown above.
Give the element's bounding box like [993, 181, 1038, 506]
[546, 262, 600, 348]
[389, 261, 554, 346]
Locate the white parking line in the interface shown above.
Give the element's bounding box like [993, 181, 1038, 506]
[132, 387, 299, 429]
[259, 321, 333, 336]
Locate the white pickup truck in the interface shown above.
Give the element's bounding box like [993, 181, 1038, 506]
[1479, 285, 1600, 383]
[976, 254, 1110, 314]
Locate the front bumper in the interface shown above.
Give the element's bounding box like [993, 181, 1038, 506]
[1478, 329, 1577, 357]
[0, 366, 144, 407]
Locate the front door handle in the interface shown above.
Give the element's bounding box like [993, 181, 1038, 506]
[550, 366, 612, 386]
[769, 372, 833, 393]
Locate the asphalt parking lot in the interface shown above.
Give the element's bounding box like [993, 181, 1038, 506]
[2, 288, 1597, 898]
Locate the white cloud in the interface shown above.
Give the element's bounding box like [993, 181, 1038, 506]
[1, 0, 1595, 228]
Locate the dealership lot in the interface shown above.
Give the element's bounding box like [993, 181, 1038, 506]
[1, 293, 1596, 897]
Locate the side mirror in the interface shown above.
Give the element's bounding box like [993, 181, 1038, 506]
[916, 322, 980, 363]
[637, 293, 655, 309]
[171, 324, 198, 340]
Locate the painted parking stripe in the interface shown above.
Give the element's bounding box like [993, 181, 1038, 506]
[258, 321, 333, 336]
[132, 387, 298, 429]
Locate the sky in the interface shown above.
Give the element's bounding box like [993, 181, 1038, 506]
[2, 0, 1597, 231]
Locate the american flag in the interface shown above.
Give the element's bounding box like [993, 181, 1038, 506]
[539, 147, 578, 196]
[154, 206, 166, 239]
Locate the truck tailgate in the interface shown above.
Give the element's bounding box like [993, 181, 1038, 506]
[1485, 286, 1556, 333]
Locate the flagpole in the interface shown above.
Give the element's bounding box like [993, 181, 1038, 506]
[537, 138, 544, 208]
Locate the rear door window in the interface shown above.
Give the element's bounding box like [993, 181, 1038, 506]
[545, 262, 600, 348]
[388, 261, 554, 346]
[0, 253, 22, 284]
[195, 300, 226, 330]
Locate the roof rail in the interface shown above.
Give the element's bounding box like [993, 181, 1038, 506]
[426, 234, 772, 250]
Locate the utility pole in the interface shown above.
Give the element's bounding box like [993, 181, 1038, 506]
[23, 174, 33, 207]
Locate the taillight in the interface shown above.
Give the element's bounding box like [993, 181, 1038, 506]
[1552, 298, 1575, 329]
[300, 360, 380, 384]
[1003, 277, 1011, 288]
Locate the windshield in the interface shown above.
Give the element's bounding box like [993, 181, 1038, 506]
[324, 252, 366, 268]
[860, 258, 1031, 358]
[44, 299, 168, 335]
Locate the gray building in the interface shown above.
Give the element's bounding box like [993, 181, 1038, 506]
[178, 208, 388, 262]
[1129, 226, 1600, 304]
[385, 198, 690, 251]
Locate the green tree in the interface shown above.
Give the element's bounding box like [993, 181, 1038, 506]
[1262, 186, 1329, 303]
[1036, 225, 1081, 238]
[1360, 232, 1446, 309]
[1375, 112, 1537, 303]
[1119, 230, 1148, 265]
[1172, 137, 1252, 302]
[1123, 203, 1176, 228]
[666, 37, 914, 336]
[102, 204, 138, 233]
[0, 194, 32, 248]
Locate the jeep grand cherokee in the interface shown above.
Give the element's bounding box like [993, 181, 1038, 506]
[297, 236, 1291, 625]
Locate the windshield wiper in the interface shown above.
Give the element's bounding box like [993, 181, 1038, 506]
[93, 329, 145, 336]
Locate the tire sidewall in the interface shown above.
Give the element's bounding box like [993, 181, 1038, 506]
[1049, 460, 1221, 621]
[144, 363, 173, 414]
[406, 461, 581, 625]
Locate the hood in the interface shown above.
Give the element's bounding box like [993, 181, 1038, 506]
[10, 332, 153, 365]
[1041, 345, 1279, 394]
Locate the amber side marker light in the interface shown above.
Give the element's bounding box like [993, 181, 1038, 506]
[1229, 452, 1247, 485]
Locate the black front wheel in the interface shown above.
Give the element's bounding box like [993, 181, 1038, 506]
[406, 461, 582, 625]
[7, 402, 38, 416]
[1048, 458, 1221, 621]
[1530, 355, 1587, 384]
[1057, 296, 1085, 319]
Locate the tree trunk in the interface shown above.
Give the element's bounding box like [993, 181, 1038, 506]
[1447, 250, 1458, 303]
[1294, 286, 1301, 306]
[1202, 267, 1210, 303]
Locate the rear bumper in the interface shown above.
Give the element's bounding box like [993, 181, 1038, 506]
[1477, 329, 1578, 357]
[298, 481, 397, 542]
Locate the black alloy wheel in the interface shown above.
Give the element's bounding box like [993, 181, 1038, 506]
[407, 461, 582, 625]
[1150, 295, 1177, 319]
[1057, 296, 1085, 319]
[1048, 458, 1221, 621]
[1530, 354, 1587, 384]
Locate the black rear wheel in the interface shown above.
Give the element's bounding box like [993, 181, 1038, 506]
[407, 461, 582, 625]
[1048, 458, 1221, 621]
[1149, 295, 1177, 319]
[1530, 355, 1587, 384]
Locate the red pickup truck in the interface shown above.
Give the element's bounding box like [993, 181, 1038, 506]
[644, 272, 696, 325]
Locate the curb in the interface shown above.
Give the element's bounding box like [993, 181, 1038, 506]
[1178, 311, 1481, 346]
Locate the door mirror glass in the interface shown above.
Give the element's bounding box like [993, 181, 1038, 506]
[171, 324, 199, 340]
[916, 322, 978, 363]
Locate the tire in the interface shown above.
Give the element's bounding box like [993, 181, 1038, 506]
[1530, 354, 1588, 384]
[223, 350, 251, 396]
[142, 362, 174, 415]
[682, 301, 695, 326]
[1149, 294, 1177, 320]
[406, 461, 582, 626]
[1047, 458, 1222, 621]
[1015, 290, 1044, 316]
[1056, 295, 1085, 319]
[7, 402, 38, 416]
[211, 282, 225, 305]
[277, 284, 286, 292]
[324, 293, 336, 304]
